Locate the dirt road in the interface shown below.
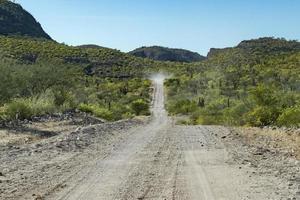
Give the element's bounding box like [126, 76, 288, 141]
[46, 76, 296, 200]
[1, 76, 298, 200]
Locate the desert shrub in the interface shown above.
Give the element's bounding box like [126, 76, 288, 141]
[110, 103, 132, 120]
[0, 106, 7, 120]
[249, 84, 278, 106]
[78, 103, 113, 121]
[205, 98, 228, 115]
[222, 102, 249, 125]
[164, 78, 180, 87]
[93, 107, 113, 121]
[189, 107, 223, 125]
[246, 106, 280, 127]
[3, 91, 62, 120]
[277, 106, 300, 127]
[29, 93, 56, 115]
[5, 99, 33, 120]
[122, 112, 135, 119]
[78, 103, 94, 114]
[53, 89, 70, 106]
[195, 115, 222, 125]
[176, 119, 193, 125]
[191, 98, 227, 125]
[278, 92, 299, 108]
[167, 99, 198, 114]
[52, 88, 77, 112]
[131, 99, 150, 115]
[242, 84, 283, 126]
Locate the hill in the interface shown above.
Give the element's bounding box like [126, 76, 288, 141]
[0, 0, 51, 39]
[207, 37, 300, 58]
[0, 1, 159, 123]
[165, 37, 300, 127]
[129, 46, 205, 62]
[0, 36, 158, 77]
[77, 44, 104, 49]
[0, 35, 158, 122]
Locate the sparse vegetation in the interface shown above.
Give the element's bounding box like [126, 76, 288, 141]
[0, 54, 152, 122]
[165, 38, 300, 128]
[131, 99, 150, 116]
[0, 4, 299, 129]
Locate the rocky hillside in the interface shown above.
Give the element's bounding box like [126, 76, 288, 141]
[0, 0, 51, 39]
[129, 46, 205, 62]
[207, 37, 300, 58]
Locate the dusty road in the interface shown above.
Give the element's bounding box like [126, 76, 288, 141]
[1, 76, 298, 200]
[46, 76, 296, 200]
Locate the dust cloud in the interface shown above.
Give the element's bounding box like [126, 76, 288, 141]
[149, 73, 171, 84]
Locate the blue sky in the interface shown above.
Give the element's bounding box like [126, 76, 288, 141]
[18, 0, 300, 55]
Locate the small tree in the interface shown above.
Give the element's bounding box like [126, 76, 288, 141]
[250, 84, 278, 106]
[277, 106, 300, 127]
[131, 99, 149, 115]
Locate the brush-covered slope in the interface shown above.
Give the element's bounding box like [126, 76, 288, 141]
[0, 37, 157, 122]
[0, 36, 159, 77]
[129, 46, 205, 62]
[165, 37, 300, 127]
[0, 0, 51, 39]
[207, 37, 300, 58]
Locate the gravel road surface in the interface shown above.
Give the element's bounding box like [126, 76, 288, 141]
[0, 76, 298, 200]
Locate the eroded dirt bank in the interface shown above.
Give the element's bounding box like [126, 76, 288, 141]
[0, 77, 299, 200]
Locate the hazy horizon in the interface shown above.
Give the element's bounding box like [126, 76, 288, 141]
[18, 0, 300, 55]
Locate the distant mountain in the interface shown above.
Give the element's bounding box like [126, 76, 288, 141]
[0, 0, 51, 39]
[207, 47, 231, 58]
[77, 44, 103, 49]
[129, 46, 206, 62]
[237, 37, 300, 55]
[207, 37, 300, 58]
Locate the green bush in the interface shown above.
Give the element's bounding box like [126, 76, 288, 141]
[3, 90, 77, 121]
[78, 103, 113, 121]
[131, 99, 150, 115]
[122, 112, 135, 119]
[53, 89, 73, 107]
[78, 103, 94, 113]
[250, 84, 278, 106]
[164, 78, 180, 87]
[205, 98, 227, 115]
[246, 106, 280, 127]
[176, 119, 193, 125]
[223, 102, 249, 125]
[167, 99, 198, 115]
[93, 107, 113, 121]
[5, 99, 33, 120]
[277, 106, 300, 127]
[3, 91, 61, 120]
[29, 91, 57, 115]
[110, 103, 132, 120]
[0, 106, 7, 120]
[195, 115, 222, 125]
